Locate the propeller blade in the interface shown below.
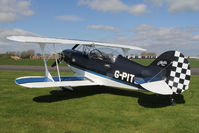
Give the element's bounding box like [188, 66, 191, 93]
[51, 59, 59, 67]
[51, 53, 64, 67]
[51, 61, 57, 67]
[72, 44, 79, 50]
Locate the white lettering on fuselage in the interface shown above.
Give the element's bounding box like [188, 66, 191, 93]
[157, 60, 167, 67]
[114, 70, 135, 83]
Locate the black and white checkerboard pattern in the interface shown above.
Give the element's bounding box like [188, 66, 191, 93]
[167, 51, 191, 94]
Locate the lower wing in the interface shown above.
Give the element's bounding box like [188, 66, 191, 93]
[15, 76, 98, 88]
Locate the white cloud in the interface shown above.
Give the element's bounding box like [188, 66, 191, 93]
[87, 25, 120, 33]
[145, 0, 164, 7]
[146, 0, 199, 13]
[167, 0, 199, 13]
[57, 15, 83, 22]
[78, 0, 148, 16]
[0, 27, 40, 53]
[0, 0, 34, 23]
[193, 35, 199, 40]
[186, 26, 199, 32]
[128, 4, 147, 16]
[114, 24, 199, 55]
[78, 0, 127, 12]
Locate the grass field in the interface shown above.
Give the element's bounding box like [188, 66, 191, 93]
[0, 70, 199, 133]
[0, 58, 199, 68]
[0, 58, 66, 66]
[132, 58, 199, 68]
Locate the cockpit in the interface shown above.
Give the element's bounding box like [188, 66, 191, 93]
[88, 48, 119, 63]
[73, 45, 123, 64]
[89, 49, 104, 60]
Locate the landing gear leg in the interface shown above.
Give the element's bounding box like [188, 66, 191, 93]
[169, 95, 176, 106]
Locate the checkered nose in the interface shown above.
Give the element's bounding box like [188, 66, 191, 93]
[166, 51, 191, 94]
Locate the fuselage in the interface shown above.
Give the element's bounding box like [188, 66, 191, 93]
[62, 49, 163, 86]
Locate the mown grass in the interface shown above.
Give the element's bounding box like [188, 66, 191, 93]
[133, 58, 199, 68]
[188, 59, 199, 68]
[0, 70, 199, 133]
[132, 59, 154, 66]
[0, 58, 66, 66]
[0, 57, 198, 68]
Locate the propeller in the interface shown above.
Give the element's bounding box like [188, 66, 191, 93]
[51, 44, 79, 67]
[72, 44, 79, 50]
[51, 53, 64, 67]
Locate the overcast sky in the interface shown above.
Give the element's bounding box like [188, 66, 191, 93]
[0, 0, 199, 56]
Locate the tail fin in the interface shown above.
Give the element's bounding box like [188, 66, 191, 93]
[150, 51, 191, 94]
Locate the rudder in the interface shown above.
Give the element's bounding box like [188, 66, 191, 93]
[150, 51, 191, 94]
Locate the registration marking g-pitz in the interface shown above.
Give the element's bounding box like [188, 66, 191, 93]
[114, 70, 135, 83]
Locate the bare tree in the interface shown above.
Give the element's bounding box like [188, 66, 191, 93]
[21, 49, 35, 59]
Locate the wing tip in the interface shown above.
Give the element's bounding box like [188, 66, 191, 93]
[137, 47, 147, 51]
[7, 36, 26, 42]
[6, 36, 16, 41]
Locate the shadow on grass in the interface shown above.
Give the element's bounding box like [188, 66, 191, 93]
[33, 86, 185, 108]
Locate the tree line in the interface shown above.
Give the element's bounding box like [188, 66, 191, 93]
[0, 49, 36, 59]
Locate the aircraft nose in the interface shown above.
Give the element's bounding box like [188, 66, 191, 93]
[62, 49, 73, 62]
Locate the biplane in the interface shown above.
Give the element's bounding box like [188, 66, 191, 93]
[7, 36, 191, 105]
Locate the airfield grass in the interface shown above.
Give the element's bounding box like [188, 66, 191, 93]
[132, 58, 199, 68]
[0, 70, 199, 133]
[0, 57, 199, 68]
[0, 58, 66, 66]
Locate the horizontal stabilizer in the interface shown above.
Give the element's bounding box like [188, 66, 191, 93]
[15, 76, 97, 88]
[140, 80, 173, 95]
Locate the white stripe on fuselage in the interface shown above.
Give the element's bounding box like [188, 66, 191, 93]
[69, 65, 142, 91]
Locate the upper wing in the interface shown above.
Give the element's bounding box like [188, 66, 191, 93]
[7, 36, 146, 51]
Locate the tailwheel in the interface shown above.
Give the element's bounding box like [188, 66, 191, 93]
[169, 95, 176, 106]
